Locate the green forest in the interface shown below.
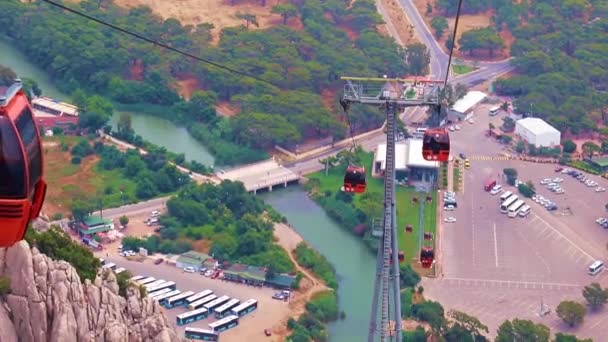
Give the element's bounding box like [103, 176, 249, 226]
[0, 0, 429, 165]
[121, 181, 295, 273]
[432, 0, 608, 136]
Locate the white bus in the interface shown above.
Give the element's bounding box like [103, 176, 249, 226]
[209, 315, 239, 333]
[144, 280, 166, 291]
[489, 106, 500, 116]
[114, 267, 126, 274]
[148, 288, 172, 299]
[189, 294, 217, 311]
[155, 290, 181, 306]
[147, 281, 177, 294]
[203, 295, 231, 313]
[165, 291, 195, 309]
[137, 277, 156, 285]
[214, 299, 241, 319]
[185, 290, 214, 307]
[177, 307, 209, 326]
[508, 200, 525, 218]
[102, 262, 117, 270]
[518, 204, 531, 217]
[184, 327, 219, 341]
[499, 191, 513, 202]
[588, 261, 604, 275]
[500, 195, 519, 213]
[231, 299, 258, 317]
[130, 275, 145, 282]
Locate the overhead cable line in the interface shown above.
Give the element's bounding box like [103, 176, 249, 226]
[40, 0, 279, 88]
[442, 0, 464, 87]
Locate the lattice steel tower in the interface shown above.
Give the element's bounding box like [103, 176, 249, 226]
[340, 76, 441, 342]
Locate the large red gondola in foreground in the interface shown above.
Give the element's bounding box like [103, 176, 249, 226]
[420, 247, 435, 268]
[422, 128, 450, 162]
[343, 165, 366, 194]
[0, 79, 47, 247]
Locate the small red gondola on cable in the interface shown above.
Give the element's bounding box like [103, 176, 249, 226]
[0, 79, 47, 247]
[422, 128, 450, 162]
[420, 246, 435, 268]
[343, 165, 366, 194]
[389, 250, 405, 264]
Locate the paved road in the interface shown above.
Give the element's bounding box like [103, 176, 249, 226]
[427, 105, 608, 340]
[396, 0, 514, 82]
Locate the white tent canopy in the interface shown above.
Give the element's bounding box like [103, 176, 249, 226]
[450, 91, 487, 114]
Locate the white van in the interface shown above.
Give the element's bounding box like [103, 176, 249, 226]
[588, 261, 604, 275]
[490, 185, 502, 195]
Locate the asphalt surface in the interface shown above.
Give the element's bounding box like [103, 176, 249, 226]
[425, 105, 608, 340]
[100, 256, 289, 341]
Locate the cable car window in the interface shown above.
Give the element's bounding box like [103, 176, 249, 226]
[15, 106, 42, 194]
[0, 116, 27, 198]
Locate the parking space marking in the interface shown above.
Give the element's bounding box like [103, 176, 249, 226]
[493, 222, 499, 267]
[530, 213, 596, 261]
[442, 277, 581, 289]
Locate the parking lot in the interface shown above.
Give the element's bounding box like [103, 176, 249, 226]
[427, 104, 608, 339]
[100, 257, 290, 342]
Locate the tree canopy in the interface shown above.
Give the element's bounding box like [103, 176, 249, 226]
[496, 319, 550, 342]
[492, 0, 608, 135]
[121, 181, 294, 273]
[0, 0, 421, 165]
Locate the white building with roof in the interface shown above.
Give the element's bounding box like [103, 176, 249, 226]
[514, 118, 561, 147]
[447, 91, 487, 122]
[374, 139, 439, 183]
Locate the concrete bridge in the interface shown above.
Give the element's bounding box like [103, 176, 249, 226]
[217, 158, 300, 194]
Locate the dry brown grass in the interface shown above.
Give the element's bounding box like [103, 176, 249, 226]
[112, 0, 289, 42]
[42, 139, 99, 216]
[412, 0, 512, 59]
[379, 0, 421, 46]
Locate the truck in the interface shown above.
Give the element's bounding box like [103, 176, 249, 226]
[484, 179, 497, 191]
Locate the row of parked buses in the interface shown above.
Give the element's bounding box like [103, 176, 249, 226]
[128, 275, 258, 340]
[497, 191, 530, 218]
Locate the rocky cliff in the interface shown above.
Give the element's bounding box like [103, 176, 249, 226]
[0, 241, 183, 342]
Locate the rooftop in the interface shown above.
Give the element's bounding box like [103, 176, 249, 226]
[516, 118, 560, 136]
[82, 215, 112, 228]
[225, 263, 267, 281]
[266, 273, 296, 288]
[589, 156, 608, 167]
[451, 91, 487, 113]
[406, 139, 440, 168]
[376, 143, 407, 170]
[32, 96, 79, 116]
[176, 251, 210, 266]
[376, 139, 439, 170]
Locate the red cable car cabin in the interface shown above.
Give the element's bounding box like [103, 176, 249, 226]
[343, 165, 366, 194]
[422, 128, 450, 162]
[0, 79, 47, 247]
[420, 247, 435, 268]
[389, 250, 405, 264]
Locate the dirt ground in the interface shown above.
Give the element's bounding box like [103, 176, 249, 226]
[412, 0, 512, 59]
[112, 0, 288, 42]
[41, 139, 100, 218]
[379, 0, 421, 46]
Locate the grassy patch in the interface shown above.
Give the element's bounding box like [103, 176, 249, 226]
[452, 64, 478, 75]
[308, 152, 438, 266]
[42, 136, 138, 216]
[568, 160, 601, 175]
[453, 167, 461, 192]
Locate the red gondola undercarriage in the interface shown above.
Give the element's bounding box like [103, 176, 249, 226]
[422, 128, 450, 162]
[343, 165, 366, 194]
[0, 80, 47, 247]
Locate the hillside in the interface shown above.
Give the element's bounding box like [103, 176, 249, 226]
[107, 0, 291, 42]
[0, 241, 181, 342]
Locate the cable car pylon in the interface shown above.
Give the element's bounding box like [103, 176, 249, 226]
[340, 76, 443, 342]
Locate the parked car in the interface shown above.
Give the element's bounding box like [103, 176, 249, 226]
[595, 187, 606, 192]
[444, 217, 456, 223]
[183, 266, 196, 273]
[154, 258, 164, 265]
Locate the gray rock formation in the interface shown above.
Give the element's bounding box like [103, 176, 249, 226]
[0, 241, 184, 342]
